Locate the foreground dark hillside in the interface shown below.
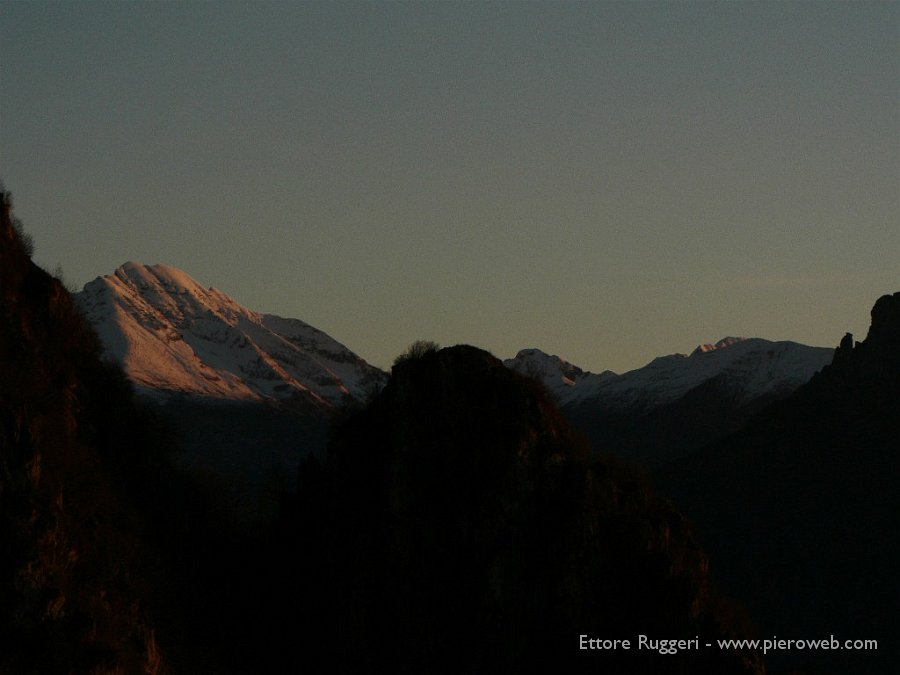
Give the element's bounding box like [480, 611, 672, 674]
[0, 192, 170, 672]
[660, 292, 900, 674]
[281, 345, 765, 674]
[0, 189, 292, 674]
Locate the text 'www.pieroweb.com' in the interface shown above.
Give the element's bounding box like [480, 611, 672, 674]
[579, 634, 878, 655]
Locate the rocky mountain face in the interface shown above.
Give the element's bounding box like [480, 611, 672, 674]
[807, 291, 900, 401]
[507, 338, 833, 467]
[660, 291, 900, 675]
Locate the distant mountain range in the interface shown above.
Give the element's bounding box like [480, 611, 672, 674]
[76, 262, 835, 472]
[505, 337, 832, 411]
[77, 262, 831, 423]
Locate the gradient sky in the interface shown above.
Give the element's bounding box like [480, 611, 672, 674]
[2, 1, 898, 373]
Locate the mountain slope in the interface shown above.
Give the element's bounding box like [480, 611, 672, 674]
[589, 336, 832, 410]
[503, 348, 616, 405]
[659, 292, 900, 674]
[507, 337, 832, 411]
[508, 338, 833, 466]
[75, 262, 386, 405]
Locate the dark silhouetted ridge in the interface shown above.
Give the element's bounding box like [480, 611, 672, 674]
[1, 189, 170, 673]
[284, 345, 765, 674]
[661, 291, 900, 675]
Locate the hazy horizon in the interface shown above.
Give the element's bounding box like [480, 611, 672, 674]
[2, 1, 897, 373]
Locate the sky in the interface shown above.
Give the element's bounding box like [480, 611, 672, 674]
[1, 0, 898, 373]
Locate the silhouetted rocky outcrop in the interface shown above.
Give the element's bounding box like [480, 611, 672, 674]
[807, 292, 900, 400]
[660, 292, 900, 674]
[284, 345, 765, 674]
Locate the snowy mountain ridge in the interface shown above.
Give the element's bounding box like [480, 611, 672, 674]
[75, 262, 386, 405]
[505, 337, 833, 411]
[503, 348, 616, 405]
[76, 262, 833, 415]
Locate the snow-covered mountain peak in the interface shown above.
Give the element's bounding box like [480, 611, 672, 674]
[507, 337, 832, 413]
[99, 262, 254, 325]
[76, 262, 386, 405]
[579, 338, 832, 411]
[504, 348, 615, 404]
[691, 336, 746, 356]
[507, 348, 584, 384]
